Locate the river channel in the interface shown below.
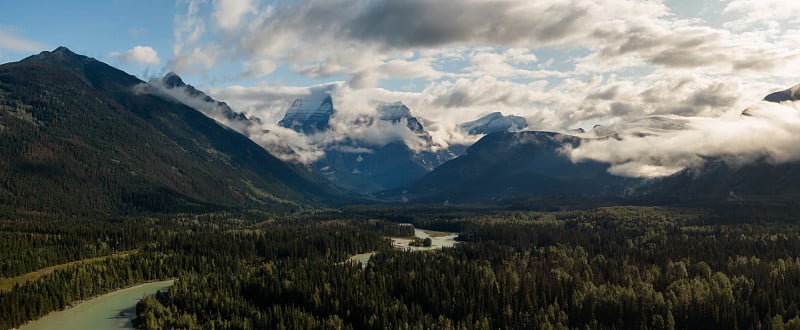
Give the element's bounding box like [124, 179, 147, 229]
[19, 280, 174, 330]
[347, 225, 459, 267]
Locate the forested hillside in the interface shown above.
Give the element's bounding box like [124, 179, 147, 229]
[388, 131, 637, 204]
[0, 47, 340, 215]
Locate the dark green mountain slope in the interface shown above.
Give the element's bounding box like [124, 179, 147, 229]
[643, 159, 800, 207]
[643, 83, 800, 207]
[0, 47, 339, 214]
[385, 131, 635, 204]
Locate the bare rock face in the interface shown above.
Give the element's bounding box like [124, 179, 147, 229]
[763, 83, 800, 103]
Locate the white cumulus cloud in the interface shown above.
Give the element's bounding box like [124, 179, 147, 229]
[0, 27, 46, 52]
[110, 45, 161, 65]
[212, 0, 254, 31]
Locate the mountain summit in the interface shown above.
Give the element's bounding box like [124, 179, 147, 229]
[460, 112, 528, 135]
[278, 94, 335, 134]
[376, 101, 426, 134]
[162, 71, 187, 88]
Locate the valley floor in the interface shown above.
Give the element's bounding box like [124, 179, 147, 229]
[2, 205, 800, 329]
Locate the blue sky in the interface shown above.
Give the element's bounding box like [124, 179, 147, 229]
[1, 1, 172, 65]
[2, 0, 800, 177]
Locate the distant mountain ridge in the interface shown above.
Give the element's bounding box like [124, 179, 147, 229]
[387, 131, 636, 204]
[156, 72, 261, 128]
[0, 47, 341, 214]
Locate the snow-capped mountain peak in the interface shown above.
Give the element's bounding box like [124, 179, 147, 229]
[278, 94, 334, 133]
[162, 72, 186, 88]
[376, 101, 412, 121]
[460, 112, 528, 135]
[374, 101, 426, 134]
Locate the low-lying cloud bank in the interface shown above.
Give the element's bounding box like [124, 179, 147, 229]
[568, 100, 800, 178]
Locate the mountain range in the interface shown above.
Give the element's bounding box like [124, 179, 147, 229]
[0, 47, 797, 213]
[142, 71, 538, 194]
[274, 95, 534, 193]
